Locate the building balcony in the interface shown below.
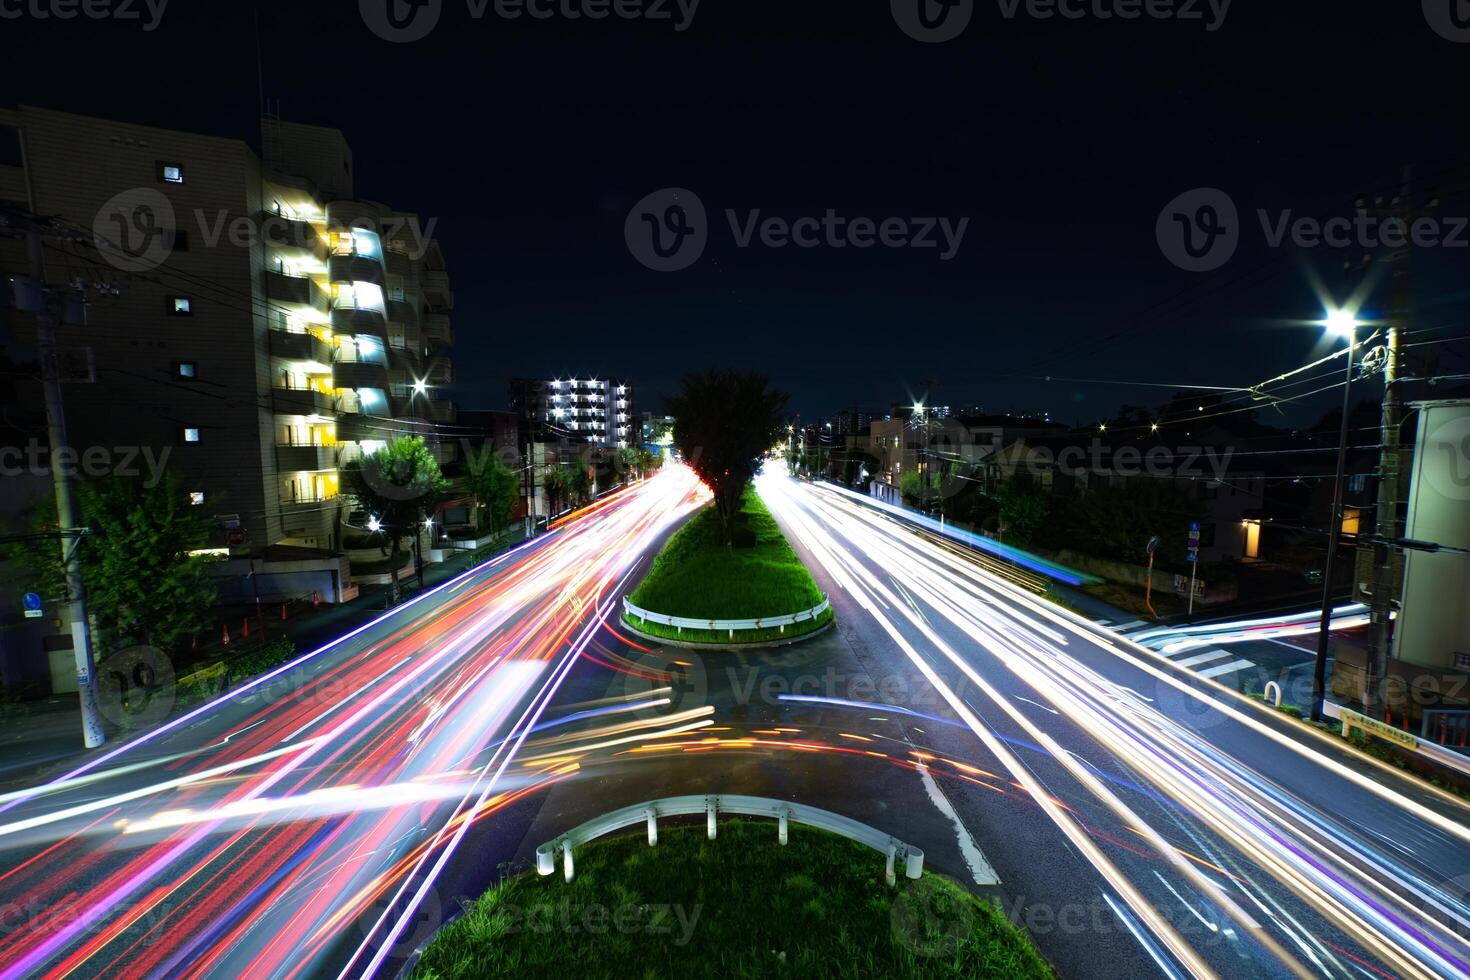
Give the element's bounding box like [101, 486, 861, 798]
[333, 360, 390, 392]
[328, 251, 386, 286]
[265, 270, 328, 313]
[272, 386, 338, 416]
[423, 313, 453, 348]
[277, 444, 339, 472]
[260, 211, 326, 258]
[339, 412, 430, 443]
[268, 329, 332, 364]
[422, 271, 453, 310]
[387, 298, 418, 328]
[331, 306, 388, 341]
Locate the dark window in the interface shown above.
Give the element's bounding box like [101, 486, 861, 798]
[168, 229, 190, 252]
[1199, 523, 1217, 548]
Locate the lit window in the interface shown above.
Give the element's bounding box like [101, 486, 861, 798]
[176, 362, 196, 379]
[189, 491, 205, 505]
[161, 164, 183, 184]
[183, 428, 201, 443]
[171, 297, 192, 315]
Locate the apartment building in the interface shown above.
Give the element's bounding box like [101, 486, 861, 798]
[510, 377, 636, 449]
[0, 106, 456, 599]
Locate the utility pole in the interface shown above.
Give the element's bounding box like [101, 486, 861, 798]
[24, 223, 106, 747]
[1358, 171, 1431, 721]
[1310, 324, 1356, 723]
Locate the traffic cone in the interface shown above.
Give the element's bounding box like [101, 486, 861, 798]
[241, 617, 250, 639]
[221, 623, 231, 646]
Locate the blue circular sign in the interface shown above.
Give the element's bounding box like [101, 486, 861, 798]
[22, 592, 42, 611]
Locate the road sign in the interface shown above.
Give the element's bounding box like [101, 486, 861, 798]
[22, 591, 43, 618]
[1188, 548, 1199, 563]
[1188, 521, 1201, 546]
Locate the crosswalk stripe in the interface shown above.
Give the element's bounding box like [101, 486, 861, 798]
[1174, 650, 1232, 669]
[1199, 659, 1255, 680]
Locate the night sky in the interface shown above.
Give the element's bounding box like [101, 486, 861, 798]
[3, 1, 1467, 421]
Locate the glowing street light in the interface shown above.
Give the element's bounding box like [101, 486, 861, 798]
[368, 516, 382, 532]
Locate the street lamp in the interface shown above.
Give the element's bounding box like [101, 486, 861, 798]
[1310, 307, 1360, 723]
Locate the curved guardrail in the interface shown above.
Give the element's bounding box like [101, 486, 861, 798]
[622, 595, 830, 636]
[535, 794, 925, 887]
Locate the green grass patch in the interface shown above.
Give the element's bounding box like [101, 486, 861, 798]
[412, 819, 1053, 980]
[625, 486, 831, 645]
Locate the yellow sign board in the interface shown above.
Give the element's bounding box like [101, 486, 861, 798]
[1340, 707, 1418, 750]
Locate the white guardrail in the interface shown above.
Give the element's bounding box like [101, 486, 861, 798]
[535, 794, 925, 887]
[622, 595, 830, 636]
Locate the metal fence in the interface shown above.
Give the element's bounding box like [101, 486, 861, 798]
[535, 794, 925, 887]
[622, 595, 830, 637]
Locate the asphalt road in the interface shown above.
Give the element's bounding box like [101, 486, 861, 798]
[2, 467, 1467, 980]
[756, 472, 1470, 980]
[0, 470, 709, 979]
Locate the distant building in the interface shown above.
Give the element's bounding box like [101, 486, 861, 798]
[510, 377, 636, 449]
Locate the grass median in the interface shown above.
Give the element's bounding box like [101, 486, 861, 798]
[412, 819, 1053, 980]
[623, 485, 833, 644]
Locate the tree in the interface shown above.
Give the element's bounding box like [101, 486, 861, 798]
[666, 369, 789, 545]
[567, 466, 591, 506]
[997, 473, 1051, 548]
[465, 448, 517, 535]
[541, 465, 570, 516]
[18, 472, 218, 652]
[1060, 479, 1199, 565]
[343, 435, 447, 606]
